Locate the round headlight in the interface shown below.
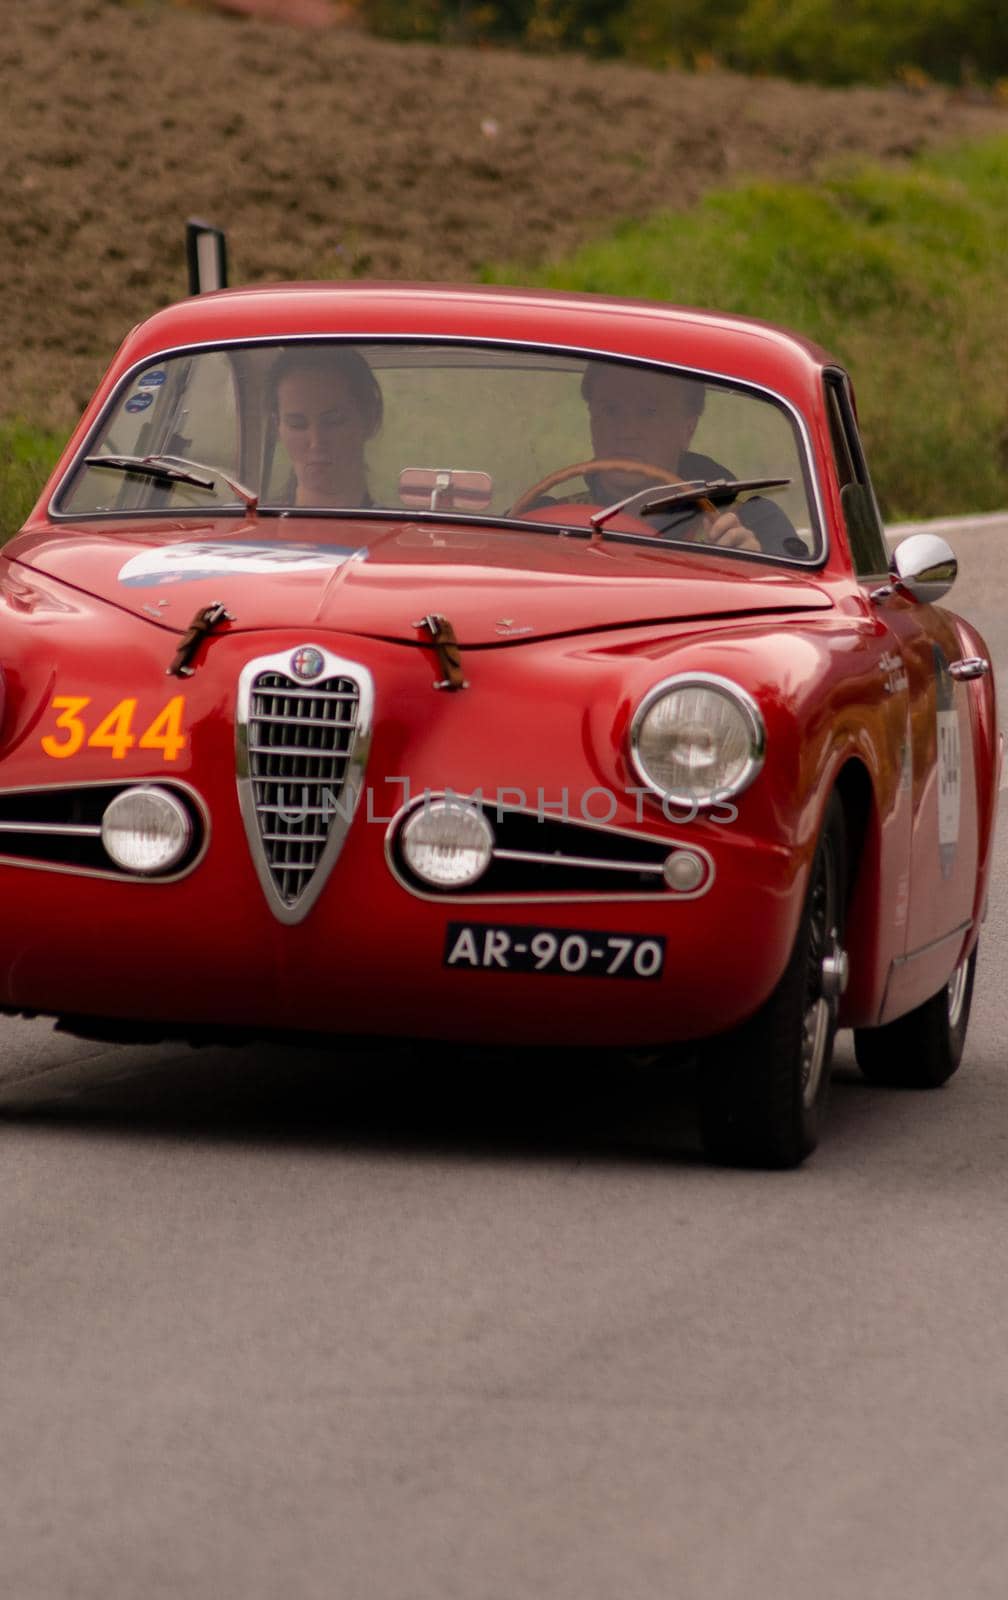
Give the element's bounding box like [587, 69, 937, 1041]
[101, 786, 193, 875]
[400, 800, 494, 888]
[630, 674, 765, 806]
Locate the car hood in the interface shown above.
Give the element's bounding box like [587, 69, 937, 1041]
[9, 517, 833, 643]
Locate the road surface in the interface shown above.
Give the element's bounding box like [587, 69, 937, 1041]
[3, 516, 1007, 1600]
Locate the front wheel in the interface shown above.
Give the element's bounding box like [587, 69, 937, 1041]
[853, 947, 977, 1089]
[698, 793, 847, 1169]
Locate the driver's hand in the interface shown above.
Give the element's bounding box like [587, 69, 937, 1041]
[703, 510, 761, 553]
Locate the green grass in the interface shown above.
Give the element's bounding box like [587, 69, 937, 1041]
[484, 136, 1008, 521]
[0, 421, 66, 540]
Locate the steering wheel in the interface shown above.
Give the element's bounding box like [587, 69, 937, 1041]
[508, 458, 713, 520]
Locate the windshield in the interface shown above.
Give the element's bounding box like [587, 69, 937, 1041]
[57, 341, 823, 562]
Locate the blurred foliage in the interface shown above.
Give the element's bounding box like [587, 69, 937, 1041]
[0, 422, 65, 542]
[347, 0, 612, 47]
[485, 136, 1008, 520]
[347, 0, 1008, 84]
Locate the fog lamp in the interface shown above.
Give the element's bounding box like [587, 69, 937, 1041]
[101, 786, 192, 875]
[401, 801, 494, 887]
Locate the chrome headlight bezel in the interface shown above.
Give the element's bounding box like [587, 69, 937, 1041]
[629, 672, 766, 808]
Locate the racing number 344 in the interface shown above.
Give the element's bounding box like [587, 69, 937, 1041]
[41, 696, 187, 761]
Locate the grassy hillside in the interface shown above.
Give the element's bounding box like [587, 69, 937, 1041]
[5, 136, 1007, 532]
[487, 136, 1008, 521]
[0, 423, 66, 541]
[4, 0, 1008, 540]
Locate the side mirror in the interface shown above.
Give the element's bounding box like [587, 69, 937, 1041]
[879, 532, 957, 604]
[186, 218, 228, 295]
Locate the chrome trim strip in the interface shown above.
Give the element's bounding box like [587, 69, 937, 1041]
[0, 820, 102, 837]
[890, 919, 972, 969]
[492, 848, 666, 876]
[0, 778, 210, 884]
[48, 333, 828, 567]
[235, 645, 374, 925]
[629, 671, 766, 810]
[252, 712, 358, 730]
[245, 686, 353, 702]
[384, 792, 715, 905]
[246, 739, 355, 757]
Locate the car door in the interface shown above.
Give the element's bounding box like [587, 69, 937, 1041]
[826, 372, 979, 961]
[885, 599, 980, 955]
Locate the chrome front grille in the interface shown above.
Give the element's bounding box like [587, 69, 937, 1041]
[237, 648, 374, 923]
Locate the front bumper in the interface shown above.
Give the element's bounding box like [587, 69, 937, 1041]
[0, 628, 809, 1047]
[0, 815, 805, 1047]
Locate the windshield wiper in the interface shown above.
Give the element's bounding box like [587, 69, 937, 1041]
[83, 453, 259, 515]
[589, 477, 792, 536]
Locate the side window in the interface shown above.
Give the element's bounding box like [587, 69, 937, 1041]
[824, 373, 889, 577]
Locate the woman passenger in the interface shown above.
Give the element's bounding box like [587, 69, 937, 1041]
[270, 346, 383, 508]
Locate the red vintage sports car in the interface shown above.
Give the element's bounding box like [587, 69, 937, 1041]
[0, 281, 998, 1165]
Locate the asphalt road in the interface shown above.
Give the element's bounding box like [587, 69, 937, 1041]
[3, 518, 1008, 1600]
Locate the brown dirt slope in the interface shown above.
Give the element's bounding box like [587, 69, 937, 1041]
[3, 0, 1008, 427]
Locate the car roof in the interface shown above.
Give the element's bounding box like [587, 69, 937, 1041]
[118, 282, 842, 414]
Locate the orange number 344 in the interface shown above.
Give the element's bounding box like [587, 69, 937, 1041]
[41, 695, 188, 762]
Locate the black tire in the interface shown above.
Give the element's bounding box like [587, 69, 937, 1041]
[854, 946, 977, 1089]
[698, 792, 847, 1169]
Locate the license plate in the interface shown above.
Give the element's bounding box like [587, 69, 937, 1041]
[443, 922, 665, 980]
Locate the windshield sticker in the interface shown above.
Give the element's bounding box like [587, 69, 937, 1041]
[934, 645, 960, 878]
[124, 392, 154, 414]
[138, 369, 167, 388]
[117, 541, 364, 588]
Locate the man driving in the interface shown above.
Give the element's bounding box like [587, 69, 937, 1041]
[582, 363, 797, 555]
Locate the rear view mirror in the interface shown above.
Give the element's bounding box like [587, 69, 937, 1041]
[399, 467, 493, 513]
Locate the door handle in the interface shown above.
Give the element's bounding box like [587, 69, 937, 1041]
[949, 657, 990, 681]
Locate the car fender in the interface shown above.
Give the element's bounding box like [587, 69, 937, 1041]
[591, 611, 907, 1023]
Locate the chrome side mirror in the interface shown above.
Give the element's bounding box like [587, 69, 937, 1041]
[875, 532, 957, 604]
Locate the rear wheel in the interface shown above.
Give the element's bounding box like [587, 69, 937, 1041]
[853, 947, 977, 1089]
[698, 793, 847, 1168]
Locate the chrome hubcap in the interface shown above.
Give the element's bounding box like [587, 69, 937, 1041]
[802, 930, 848, 1111]
[801, 996, 831, 1111]
[947, 957, 970, 1029]
[801, 823, 844, 1113]
[821, 939, 849, 1003]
